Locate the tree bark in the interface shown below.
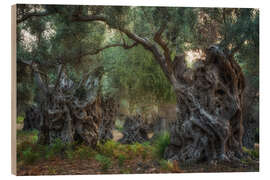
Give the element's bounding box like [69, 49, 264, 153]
[23, 105, 41, 131]
[164, 45, 245, 163]
[119, 115, 149, 144]
[71, 15, 246, 162]
[33, 66, 104, 148]
[98, 97, 119, 143]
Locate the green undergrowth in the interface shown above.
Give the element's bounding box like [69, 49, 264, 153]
[242, 146, 259, 159]
[17, 129, 172, 172]
[17, 116, 24, 124]
[152, 131, 170, 159]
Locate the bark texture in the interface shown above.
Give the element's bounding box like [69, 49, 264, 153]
[23, 105, 41, 131]
[164, 45, 245, 163]
[98, 97, 119, 143]
[119, 115, 149, 144]
[33, 65, 104, 148]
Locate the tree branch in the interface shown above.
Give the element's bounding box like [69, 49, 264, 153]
[74, 14, 173, 82]
[78, 41, 138, 57]
[153, 23, 173, 73]
[54, 64, 64, 92]
[17, 11, 55, 24]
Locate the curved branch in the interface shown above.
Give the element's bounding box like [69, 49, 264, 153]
[54, 64, 64, 92]
[154, 23, 173, 73]
[74, 14, 174, 83]
[80, 42, 138, 57]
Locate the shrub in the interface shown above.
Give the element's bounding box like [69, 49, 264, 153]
[50, 138, 66, 155]
[18, 144, 43, 164]
[98, 140, 119, 157]
[250, 149, 259, 159]
[17, 129, 39, 144]
[153, 131, 170, 159]
[21, 148, 35, 164]
[117, 154, 126, 167]
[74, 145, 95, 159]
[95, 154, 112, 171]
[31, 133, 38, 143]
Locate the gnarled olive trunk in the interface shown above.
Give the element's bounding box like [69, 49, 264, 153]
[164, 46, 245, 163]
[98, 97, 119, 143]
[119, 115, 149, 144]
[33, 65, 104, 148]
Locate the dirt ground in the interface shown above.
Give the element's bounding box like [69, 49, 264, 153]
[16, 157, 259, 175]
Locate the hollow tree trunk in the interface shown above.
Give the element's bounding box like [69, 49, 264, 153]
[164, 46, 245, 163]
[34, 65, 104, 148]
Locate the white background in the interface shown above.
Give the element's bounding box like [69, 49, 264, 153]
[1, 0, 269, 179]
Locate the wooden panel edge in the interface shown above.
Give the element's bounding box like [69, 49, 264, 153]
[11, 4, 17, 176]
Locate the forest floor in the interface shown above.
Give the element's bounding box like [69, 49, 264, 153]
[17, 155, 259, 175]
[16, 123, 259, 175]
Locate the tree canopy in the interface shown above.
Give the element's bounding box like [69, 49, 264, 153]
[16, 5, 259, 114]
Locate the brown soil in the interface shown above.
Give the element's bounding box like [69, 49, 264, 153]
[17, 156, 259, 175]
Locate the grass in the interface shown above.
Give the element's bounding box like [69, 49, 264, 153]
[16, 130, 166, 168]
[16, 129, 259, 175]
[17, 129, 39, 144]
[152, 131, 170, 159]
[243, 146, 259, 159]
[95, 154, 112, 171]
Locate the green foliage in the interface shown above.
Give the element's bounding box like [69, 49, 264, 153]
[17, 129, 39, 144]
[74, 145, 95, 159]
[102, 44, 176, 108]
[153, 131, 170, 159]
[16, 116, 24, 124]
[117, 154, 126, 167]
[21, 147, 40, 164]
[17, 6, 259, 123]
[98, 140, 119, 157]
[159, 159, 173, 171]
[243, 146, 259, 159]
[50, 138, 66, 155]
[95, 154, 112, 171]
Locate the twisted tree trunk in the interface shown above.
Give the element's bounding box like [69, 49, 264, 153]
[72, 13, 246, 162]
[164, 46, 245, 163]
[98, 97, 119, 143]
[119, 115, 149, 144]
[32, 64, 104, 148]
